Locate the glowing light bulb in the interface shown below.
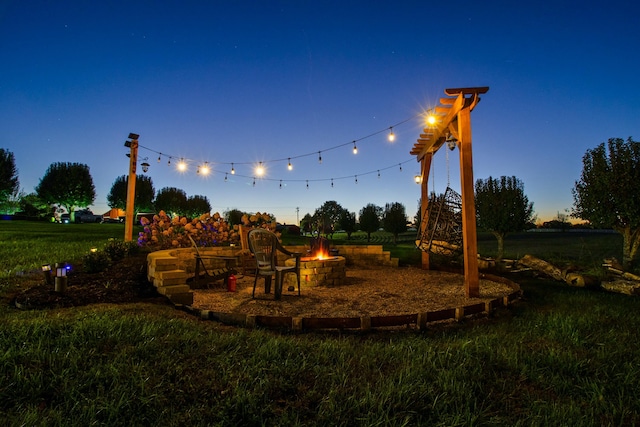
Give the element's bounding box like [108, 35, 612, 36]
[255, 162, 265, 176]
[231, 163, 235, 174]
[388, 128, 395, 142]
[353, 141, 358, 154]
[426, 113, 437, 126]
[200, 163, 210, 175]
[177, 159, 187, 172]
[287, 158, 293, 170]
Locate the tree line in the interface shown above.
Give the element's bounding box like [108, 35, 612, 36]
[1, 136, 639, 267]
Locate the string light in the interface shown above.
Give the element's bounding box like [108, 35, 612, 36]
[132, 111, 424, 187]
[224, 173, 228, 182]
[200, 162, 210, 175]
[279, 180, 282, 189]
[252, 177, 256, 187]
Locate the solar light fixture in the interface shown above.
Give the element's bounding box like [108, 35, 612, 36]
[42, 264, 53, 286]
[54, 262, 68, 293]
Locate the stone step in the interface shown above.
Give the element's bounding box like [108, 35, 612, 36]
[153, 269, 189, 287]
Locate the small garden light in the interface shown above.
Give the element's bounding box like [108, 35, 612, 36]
[42, 264, 53, 286]
[55, 262, 68, 293]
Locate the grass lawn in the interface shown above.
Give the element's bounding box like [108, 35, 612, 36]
[1, 220, 639, 425]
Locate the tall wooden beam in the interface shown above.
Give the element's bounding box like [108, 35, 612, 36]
[419, 153, 433, 269]
[124, 134, 139, 242]
[457, 106, 480, 297]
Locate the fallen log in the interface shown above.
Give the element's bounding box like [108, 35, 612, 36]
[518, 254, 598, 287]
[600, 280, 640, 296]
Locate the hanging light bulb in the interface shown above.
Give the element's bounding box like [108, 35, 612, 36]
[279, 180, 283, 189]
[177, 158, 187, 172]
[331, 178, 334, 188]
[224, 173, 228, 182]
[255, 162, 265, 176]
[399, 163, 403, 172]
[167, 158, 171, 166]
[414, 174, 422, 184]
[318, 151, 322, 164]
[377, 170, 380, 178]
[252, 177, 256, 186]
[200, 162, 210, 175]
[306, 180, 309, 189]
[157, 154, 162, 162]
[352, 141, 358, 154]
[355, 175, 358, 184]
[426, 110, 438, 126]
[388, 127, 395, 142]
[287, 158, 293, 170]
[231, 163, 235, 174]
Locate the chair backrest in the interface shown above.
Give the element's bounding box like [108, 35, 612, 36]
[188, 235, 203, 257]
[247, 229, 277, 273]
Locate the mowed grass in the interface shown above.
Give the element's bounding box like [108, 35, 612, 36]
[1, 221, 639, 425]
[0, 221, 134, 278]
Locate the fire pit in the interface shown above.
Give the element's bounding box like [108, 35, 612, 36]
[285, 255, 346, 287]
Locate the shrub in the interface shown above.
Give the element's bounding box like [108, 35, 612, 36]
[104, 239, 130, 261]
[82, 250, 111, 273]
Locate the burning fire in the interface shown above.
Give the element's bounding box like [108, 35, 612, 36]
[315, 250, 329, 260]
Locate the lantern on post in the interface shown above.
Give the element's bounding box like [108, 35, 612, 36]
[54, 262, 68, 293]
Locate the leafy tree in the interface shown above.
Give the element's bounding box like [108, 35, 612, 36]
[107, 175, 155, 215]
[476, 175, 534, 260]
[313, 200, 344, 238]
[300, 213, 314, 235]
[572, 137, 640, 268]
[338, 209, 357, 240]
[382, 202, 407, 244]
[0, 148, 20, 210]
[224, 208, 245, 226]
[154, 187, 187, 217]
[35, 162, 96, 223]
[18, 193, 50, 218]
[184, 195, 211, 219]
[359, 203, 382, 242]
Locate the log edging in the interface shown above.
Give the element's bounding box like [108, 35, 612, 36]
[177, 271, 522, 331]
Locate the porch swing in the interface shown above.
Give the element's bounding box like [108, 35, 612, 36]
[415, 136, 463, 256]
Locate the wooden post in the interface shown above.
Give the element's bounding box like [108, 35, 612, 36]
[420, 153, 433, 270]
[457, 107, 480, 297]
[124, 134, 138, 242]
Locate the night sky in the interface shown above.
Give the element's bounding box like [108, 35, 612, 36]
[2, 1, 638, 225]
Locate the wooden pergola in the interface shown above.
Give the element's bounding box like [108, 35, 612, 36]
[411, 87, 489, 298]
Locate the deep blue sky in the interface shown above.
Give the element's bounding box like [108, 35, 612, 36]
[2, 1, 638, 225]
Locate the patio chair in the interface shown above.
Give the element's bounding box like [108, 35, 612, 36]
[188, 235, 233, 288]
[247, 228, 302, 299]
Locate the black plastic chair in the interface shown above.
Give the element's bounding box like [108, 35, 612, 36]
[247, 228, 301, 299]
